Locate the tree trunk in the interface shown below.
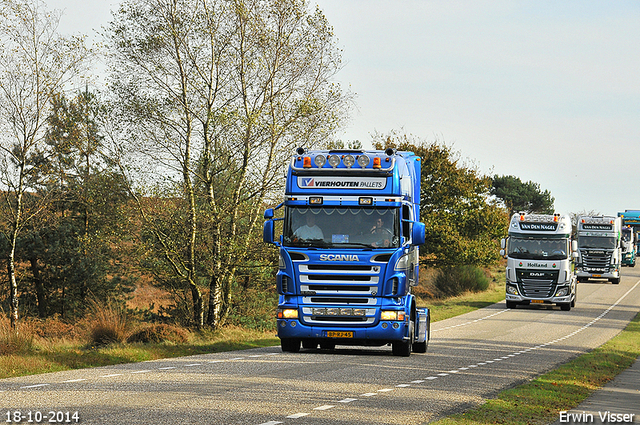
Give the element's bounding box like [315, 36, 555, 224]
[30, 257, 47, 318]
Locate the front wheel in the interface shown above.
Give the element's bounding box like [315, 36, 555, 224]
[560, 303, 571, 311]
[506, 301, 518, 309]
[281, 338, 301, 353]
[392, 322, 413, 357]
[610, 278, 620, 284]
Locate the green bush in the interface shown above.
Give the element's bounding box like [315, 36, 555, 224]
[433, 265, 490, 298]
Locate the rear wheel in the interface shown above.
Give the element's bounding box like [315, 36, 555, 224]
[281, 338, 300, 353]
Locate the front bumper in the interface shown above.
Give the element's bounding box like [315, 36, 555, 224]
[505, 293, 573, 304]
[576, 270, 619, 279]
[277, 318, 409, 345]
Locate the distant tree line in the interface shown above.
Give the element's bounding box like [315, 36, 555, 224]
[0, 0, 554, 330]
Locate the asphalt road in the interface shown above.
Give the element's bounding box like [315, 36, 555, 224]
[2, 268, 640, 425]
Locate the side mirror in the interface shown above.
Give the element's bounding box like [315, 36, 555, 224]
[572, 252, 579, 259]
[572, 240, 578, 252]
[412, 222, 425, 245]
[500, 238, 506, 250]
[263, 220, 275, 244]
[264, 208, 274, 219]
[500, 249, 506, 257]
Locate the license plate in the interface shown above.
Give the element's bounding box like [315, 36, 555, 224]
[327, 331, 353, 338]
[531, 300, 544, 304]
[593, 274, 601, 277]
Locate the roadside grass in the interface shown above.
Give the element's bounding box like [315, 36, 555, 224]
[0, 327, 279, 380]
[432, 311, 640, 425]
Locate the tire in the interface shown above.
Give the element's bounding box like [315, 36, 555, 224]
[392, 322, 413, 357]
[506, 301, 518, 309]
[560, 303, 571, 311]
[610, 278, 620, 285]
[413, 340, 428, 353]
[319, 341, 335, 350]
[302, 340, 317, 349]
[280, 338, 300, 353]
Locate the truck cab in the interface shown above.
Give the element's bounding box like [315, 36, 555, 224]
[263, 148, 429, 356]
[575, 216, 622, 284]
[501, 212, 577, 311]
[621, 227, 637, 267]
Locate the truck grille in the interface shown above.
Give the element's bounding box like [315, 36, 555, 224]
[297, 262, 381, 326]
[516, 269, 559, 298]
[582, 251, 612, 272]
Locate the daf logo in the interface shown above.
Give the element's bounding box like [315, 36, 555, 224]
[319, 254, 360, 261]
[530, 272, 545, 277]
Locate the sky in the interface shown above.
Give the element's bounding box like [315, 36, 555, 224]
[47, 0, 640, 217]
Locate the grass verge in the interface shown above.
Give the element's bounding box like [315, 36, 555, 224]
[0, 327, 279, 380]
[432, 311, 640, 425]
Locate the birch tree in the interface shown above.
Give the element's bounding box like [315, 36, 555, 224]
[0, 0, 90, 329]
[106, 0, 350, 328]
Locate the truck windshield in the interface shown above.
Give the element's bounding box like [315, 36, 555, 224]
[283, 206, 400, 249]
[578, 236, 617, 249]
[508, 237, 568, 260]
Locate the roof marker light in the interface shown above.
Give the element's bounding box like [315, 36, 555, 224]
[373, 157, 381, 169]
[303, 157, 312, 168]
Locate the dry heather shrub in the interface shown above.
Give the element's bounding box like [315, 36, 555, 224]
[0, 316, 35, 355]
[28, 316, 78, 340]
[127, 323, 190, 344]
[87, 299, 131, 346]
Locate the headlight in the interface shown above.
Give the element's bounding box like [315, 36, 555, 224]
[506, 285, 519, 295]
[277, 308, 298, 319]
[555, 287, 569, 297]
[381, 310, 405, 321]
[394, 254, 410, 271]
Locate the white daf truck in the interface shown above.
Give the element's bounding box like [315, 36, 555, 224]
[500, 212, 578, 311]
[575, 215, 622, 284]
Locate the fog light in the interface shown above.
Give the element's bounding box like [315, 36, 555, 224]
[392, 323, 400, 329]
[381, 322, 388, 329]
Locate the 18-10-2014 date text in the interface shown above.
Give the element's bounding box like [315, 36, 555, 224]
[5, 411, 79, 423]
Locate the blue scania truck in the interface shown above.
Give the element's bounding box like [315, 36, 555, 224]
[263, 148, 430, 356]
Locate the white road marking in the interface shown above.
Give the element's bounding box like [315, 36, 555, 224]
[314, 405, 334, 411]
[63, 379, 87, 383]
[20, 384, 48, 389]
[99, 374, 122, 378]
[286, 413, 309, 418]
[338, 398, 358, 403]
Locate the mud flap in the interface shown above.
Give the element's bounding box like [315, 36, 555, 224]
[415, 308, 429, 343]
